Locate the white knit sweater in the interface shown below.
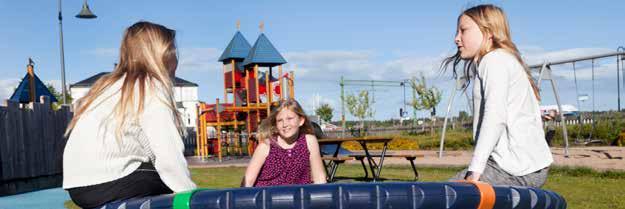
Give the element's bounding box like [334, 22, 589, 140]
[62, 78, 196, 192]
[469, 49, 553, 176]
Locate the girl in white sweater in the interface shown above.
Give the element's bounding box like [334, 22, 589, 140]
[63, 21, 196, 208]
[444, 5, 553, 187]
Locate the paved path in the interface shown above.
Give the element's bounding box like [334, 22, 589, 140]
[188, 146, 625, 171]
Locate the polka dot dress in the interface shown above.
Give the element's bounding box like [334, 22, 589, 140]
[254, 133, 312, 187]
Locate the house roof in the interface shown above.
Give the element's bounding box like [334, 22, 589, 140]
[218, 31, 252, 62]
[70, 72, 198, 88]
[241, 33, 287, 67]
[9, 73, 58, 103]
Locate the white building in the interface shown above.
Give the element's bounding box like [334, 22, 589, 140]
[70, 72, 199, 130]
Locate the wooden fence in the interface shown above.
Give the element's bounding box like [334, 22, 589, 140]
[0, 99, 71, 196]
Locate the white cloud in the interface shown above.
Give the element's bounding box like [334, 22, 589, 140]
[284, 50, 448, 82]
[178, 48, 222, 72]
[0, 79, 21, 102]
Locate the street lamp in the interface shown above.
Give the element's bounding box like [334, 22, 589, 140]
[58, 0, 96, 105]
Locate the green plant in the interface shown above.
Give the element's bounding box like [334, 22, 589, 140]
[409, 74, 442, 136]
[315, 103, 334, 123]
[345, 90, 374, 136]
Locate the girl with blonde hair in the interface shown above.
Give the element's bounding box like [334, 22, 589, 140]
[62, 21, 196, 208]
[243, 98, 327, 187]
[443, 4, 553, 187]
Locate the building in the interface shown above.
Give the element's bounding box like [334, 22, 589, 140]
[69, 72, 200, 130]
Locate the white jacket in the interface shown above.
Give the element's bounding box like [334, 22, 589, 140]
[469, 49, 553, 176]
[63, 78, 196, 192]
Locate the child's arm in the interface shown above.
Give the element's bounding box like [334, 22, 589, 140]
[243, 140, 270, 187]
[305, 134, 327, 184]
[140, 89, 196, 192]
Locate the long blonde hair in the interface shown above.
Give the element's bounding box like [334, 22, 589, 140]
[65, 21, 184, 139]
[442, 4, 540, 101]
[257, 99, 314, 141]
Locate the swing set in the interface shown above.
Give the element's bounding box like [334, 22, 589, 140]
[439, 49, 625, 157]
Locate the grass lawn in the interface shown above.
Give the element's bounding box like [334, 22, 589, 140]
[66, 165, 625, 209]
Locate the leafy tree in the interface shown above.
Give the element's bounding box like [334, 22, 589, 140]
[458, 111, 470, 122]
[409, 73, 442, 135]
[315, 103, 334, 123]
[46, 84, 72, 110]
[345, 90, 373, 136]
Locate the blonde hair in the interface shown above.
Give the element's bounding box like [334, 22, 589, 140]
[257, 99, 314, 141]
[65, 21, 184, 139]
[442, 4, 540, 101]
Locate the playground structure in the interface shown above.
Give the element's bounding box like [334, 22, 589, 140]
[439, 48, 625, 157]
[9, 58, 59, 105]
[195, 23, 296, 161]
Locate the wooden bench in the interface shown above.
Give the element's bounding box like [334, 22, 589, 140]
[321, 156, 354, 182]
[350, 153, 424, 180]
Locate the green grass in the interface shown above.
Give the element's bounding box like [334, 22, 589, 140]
[66, 165, 625, 209]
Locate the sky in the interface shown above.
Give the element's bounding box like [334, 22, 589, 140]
[0, 0, 624, 121]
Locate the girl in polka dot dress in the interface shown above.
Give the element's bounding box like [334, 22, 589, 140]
[243, 99, 327, 187]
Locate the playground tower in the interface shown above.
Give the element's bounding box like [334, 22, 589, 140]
[196, 23, 295, 161]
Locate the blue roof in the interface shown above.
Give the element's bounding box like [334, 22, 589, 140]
[242, 33, 287, 67]
[9, 73, 58, 103]
[218, 31, 252, 62]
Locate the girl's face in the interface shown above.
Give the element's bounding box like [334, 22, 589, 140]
[455, 15, 486, 60]
[276, 108, 305, 140]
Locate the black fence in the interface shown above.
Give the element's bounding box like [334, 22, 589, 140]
[0, 100, 71, 196]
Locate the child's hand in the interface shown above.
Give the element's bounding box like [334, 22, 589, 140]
[465, 171, 481, 181]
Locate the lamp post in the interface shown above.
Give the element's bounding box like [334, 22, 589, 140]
[58, 0, 96, 104]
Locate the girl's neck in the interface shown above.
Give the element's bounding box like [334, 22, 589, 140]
[279, 131, 300, 144]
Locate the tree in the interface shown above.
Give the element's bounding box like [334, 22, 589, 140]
[345, 90, 373, 136]
[409, 73, 442, 135]
[315, 103, 334, 123]
[458, 111, 470, 122]
[46, 84, 72, 110]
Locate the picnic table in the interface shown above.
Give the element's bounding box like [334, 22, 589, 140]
[318, 137, 392, 182]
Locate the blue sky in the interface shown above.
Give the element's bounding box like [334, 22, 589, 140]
[1, 0, 624, 121]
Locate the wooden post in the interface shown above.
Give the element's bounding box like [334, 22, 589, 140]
[216, 98, 222, 162]
[279, 65, 284, 100]
[223, 64, 227, 104]
[245, 70, 252, 142]
[235, 132, 242, 155]
[231, 59, 236, 105]
[289, 71, 295, 99]
[265, 68, 270, 115]
[254, 65, 260, 122]
[27, 62, 36, 103]
[195, 103, 201, 156]
[232, 60, 238, 129]
[201, 103, 208, 158]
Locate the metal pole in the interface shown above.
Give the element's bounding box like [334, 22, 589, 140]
[402, 81, 406, 117]
[616, 46, 625, 112]
[58, 0, 67, 104]
[340, 76, 345, 138]
[439, 82, 458, 158]
[617, 52, 621, 112]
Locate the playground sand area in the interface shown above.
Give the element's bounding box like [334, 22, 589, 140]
[188, 146, 625, 171]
